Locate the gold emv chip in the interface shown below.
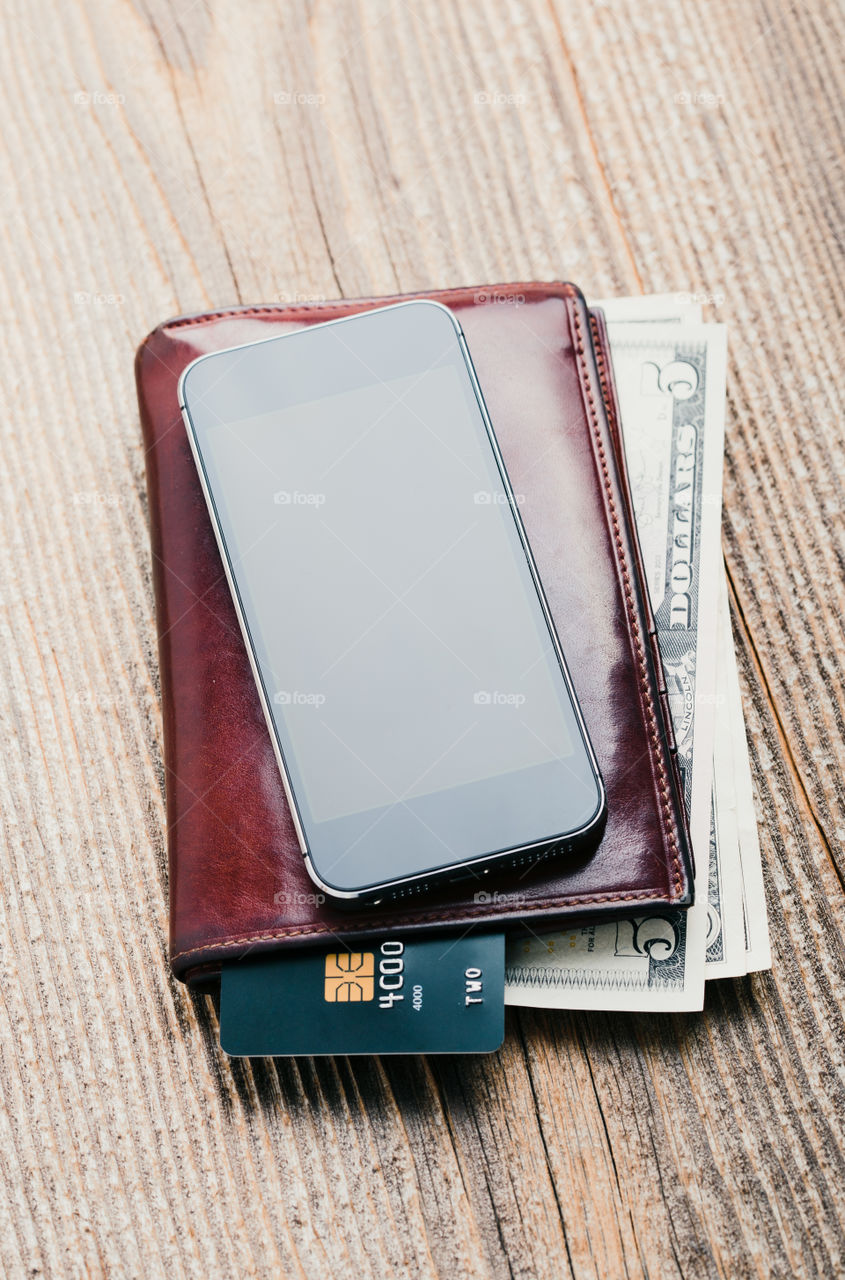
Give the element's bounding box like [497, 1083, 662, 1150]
[324, 952, 375, 1002]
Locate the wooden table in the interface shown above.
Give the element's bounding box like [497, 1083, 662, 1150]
[2, 0, 843, 1275]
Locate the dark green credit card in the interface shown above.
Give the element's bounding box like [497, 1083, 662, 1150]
[220, 931, 505, 1057]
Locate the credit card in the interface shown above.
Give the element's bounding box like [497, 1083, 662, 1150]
[220, 931, 505, 1057]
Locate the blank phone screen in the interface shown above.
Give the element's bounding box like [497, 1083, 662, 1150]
[183, 302, 601, 891]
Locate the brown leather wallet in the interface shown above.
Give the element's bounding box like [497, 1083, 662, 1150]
[136, 282, 693, 986]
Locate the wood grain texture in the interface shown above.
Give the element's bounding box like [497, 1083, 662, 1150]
[0, 0, 842, 1275]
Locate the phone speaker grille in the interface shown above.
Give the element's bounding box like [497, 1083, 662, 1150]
[386, 880, 432, 902]
[383, 843, 573, 904]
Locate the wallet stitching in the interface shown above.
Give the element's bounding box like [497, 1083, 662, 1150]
[157, 282, 578, 333]
[589, 313, 684, 880]
[162, 283, 685, 970]
[170, 887, 670, 965]
[572, 305, 683, 898]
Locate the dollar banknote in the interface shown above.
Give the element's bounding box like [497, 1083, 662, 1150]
[706, 572, 752, 977]
[716, 573, 772, 972]
[591, 293, 703, 325]
[595, 298, 750, 979]
[505, 319, 727, 1011]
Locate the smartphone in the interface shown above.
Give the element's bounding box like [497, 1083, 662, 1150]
[179, 300, 605, 902]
